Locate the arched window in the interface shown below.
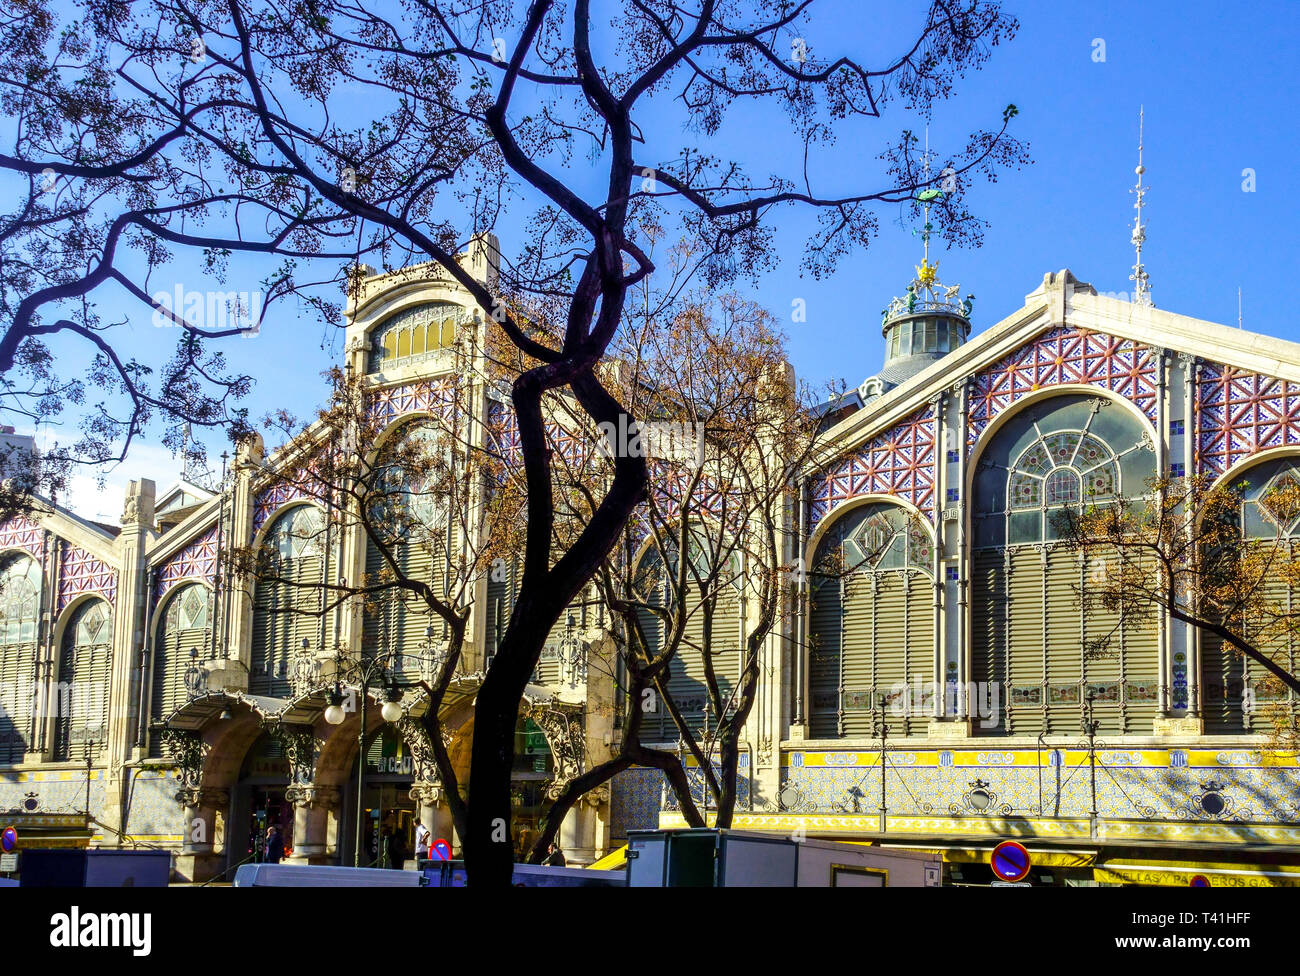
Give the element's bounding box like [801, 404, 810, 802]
[631, 531, 743, 741]
[808, 503, 934, 738]
[971, 394, 1157, 735]
[252, 505, 326, 697]
[364, 423, 451, 683]
[1203, 455, 1300, 732]
[54, 599, 112, 761]
[369, 303, 462, 372]
[0, 554, 41, 764]
[150, 582, 210, 757]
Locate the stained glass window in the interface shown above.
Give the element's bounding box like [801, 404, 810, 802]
[369, 423, 448, 544]
[0, 556, 41, 644]
[1045, 469, 1080, 506]
[166, 583, 210, 631]
[369, 303, 462, 371]
[266, 504, 325, 560]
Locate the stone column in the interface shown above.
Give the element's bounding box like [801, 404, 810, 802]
[559, 786, 607, 866]
[224, 435, 263, 677]
[410, 782, 453, 855]
[102, 480, 156, 842]
[285, 784, 340, 864]
[174, 786, 228, 883]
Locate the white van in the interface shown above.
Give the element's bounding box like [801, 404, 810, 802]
[233, 863, 425, 887]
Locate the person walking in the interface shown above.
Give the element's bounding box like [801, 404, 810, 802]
[264, 825, 285, 864]
[414, 819, 430, 859]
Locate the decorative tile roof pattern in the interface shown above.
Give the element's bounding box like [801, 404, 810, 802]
[968, 327, 1159, 447]
[1196, 363, 1300, 476]
[0, 515, 44, 560]
[810, 406, 937, 530]
[154, 526, 218, 603]
[252, 477, 325, 535]
[368, 377, 458, 429]
[57, 545, 118, 613]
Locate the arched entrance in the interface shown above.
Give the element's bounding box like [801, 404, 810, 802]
[228, 731, 296, 864]
[345, 725, 418, 868]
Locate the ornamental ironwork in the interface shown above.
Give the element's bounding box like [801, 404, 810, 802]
[266, 722, 317, 786]
[159, 727, 205, 789]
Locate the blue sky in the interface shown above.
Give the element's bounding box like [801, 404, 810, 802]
[25, 0, 1299, 521]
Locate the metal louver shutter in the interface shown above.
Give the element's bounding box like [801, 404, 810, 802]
[251, 551, 322, 697]
[1042, 551, 1082, 735]
[971, 549, 1005, 737]
[0, 639, 36, 764]
[1004, 550, 1045, 736]
[363, 532, 445, 683]
[149, 594, 208, 758]
[841, 574, 884, 738]
[54, 600, 113, 761]
[808, 575, 842, 739]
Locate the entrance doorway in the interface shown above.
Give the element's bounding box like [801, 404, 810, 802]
[231, 732, 295, 868]
[342, 726, 416, 867]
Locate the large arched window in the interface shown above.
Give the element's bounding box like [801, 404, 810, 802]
[1202, 455, 1300, 732]
[54, 599, 112, 761]
[631, 532, 743, 741]
[369, 302, 461, 372]
[150, 582, 210, 757]
[252, 505, 326, 697]
[808, 502, 934, 738]
[364, 423, 451, 683]
[971, 394, 1157, 735]
[0, 554, 41, 764]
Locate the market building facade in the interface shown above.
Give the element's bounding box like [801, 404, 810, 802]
[2, 233, 1299, 885]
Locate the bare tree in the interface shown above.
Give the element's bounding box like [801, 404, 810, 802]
[524, 286, 842, 857]
[227, 352, 524, 845]
[2, 0, 1027, 883]
[1055, 471, 1300, 747]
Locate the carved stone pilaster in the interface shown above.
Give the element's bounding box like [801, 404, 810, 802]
[285, 784, 340, 810]
[408, 782, 445, 807]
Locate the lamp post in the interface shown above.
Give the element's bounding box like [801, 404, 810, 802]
[1082, 691, 1100, 838]
[323, 646, 406, 866]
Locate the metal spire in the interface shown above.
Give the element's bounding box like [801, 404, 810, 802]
[1129, 107, 1153, 307]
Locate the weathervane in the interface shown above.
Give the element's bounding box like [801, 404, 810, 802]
[882, 128, 973, 325]
[1129, 106, 1153, 307]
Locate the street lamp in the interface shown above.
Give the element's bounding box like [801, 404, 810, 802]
[324, 684, 347, 726]
[380, 684, 403, 724]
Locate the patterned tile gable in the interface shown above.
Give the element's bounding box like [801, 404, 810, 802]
[368, 377, 458, 428]
[0, 515, 43, 560]
[252, 476, 326, 535]
[154, 526, 217, 603]
[57, 545, 118, 613]
[968, 326, 1159, 446]
[809, 406, 937, 530]
[1196, 363, 1300, 476]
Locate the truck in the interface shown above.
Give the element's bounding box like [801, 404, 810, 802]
[625, 829, 943, 887]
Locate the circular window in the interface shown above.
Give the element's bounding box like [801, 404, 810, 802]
[1200, 791, 1225, 816]
[969, 788, 991, 811]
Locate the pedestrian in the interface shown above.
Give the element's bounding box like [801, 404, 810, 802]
[414, 819, 430, 859]
[542, 842, 566, 867]
[265, 825, 284, 864]
[388, 828, 406, 869]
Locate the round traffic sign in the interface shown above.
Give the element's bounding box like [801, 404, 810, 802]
[1189, 874, 1211, 887]
[430, 838, 451, 861]
[1, 826, 16, 852]
[990, 841, 1031, 883]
